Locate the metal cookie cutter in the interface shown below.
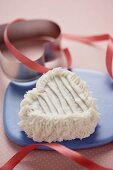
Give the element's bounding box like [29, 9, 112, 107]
[0, 19, 61, 82]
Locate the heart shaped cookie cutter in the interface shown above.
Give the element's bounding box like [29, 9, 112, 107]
[0, 19, 63, 82]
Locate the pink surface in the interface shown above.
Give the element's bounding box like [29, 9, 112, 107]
[0, 0, 113, 169]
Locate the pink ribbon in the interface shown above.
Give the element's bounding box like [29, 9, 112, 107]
[0, 143, 112, 170]
[62, 33, 113, 78]
[0, 19, 113, 170]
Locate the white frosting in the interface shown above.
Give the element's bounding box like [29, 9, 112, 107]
[18, 67, 100, 143]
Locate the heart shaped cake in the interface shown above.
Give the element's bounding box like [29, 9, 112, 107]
[18, 68, 100, 143]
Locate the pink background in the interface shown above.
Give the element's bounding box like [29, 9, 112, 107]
[0, 0, 113, 169]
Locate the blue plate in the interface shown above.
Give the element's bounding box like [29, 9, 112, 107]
[3, 69, 113, 150]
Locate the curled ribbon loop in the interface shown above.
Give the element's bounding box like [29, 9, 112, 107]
[4, 20, 113, 77]
[0, 143, 112, 170]
[62, 33, 113, 79]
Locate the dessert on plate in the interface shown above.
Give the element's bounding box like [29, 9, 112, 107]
[18, 67, 99, 143]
